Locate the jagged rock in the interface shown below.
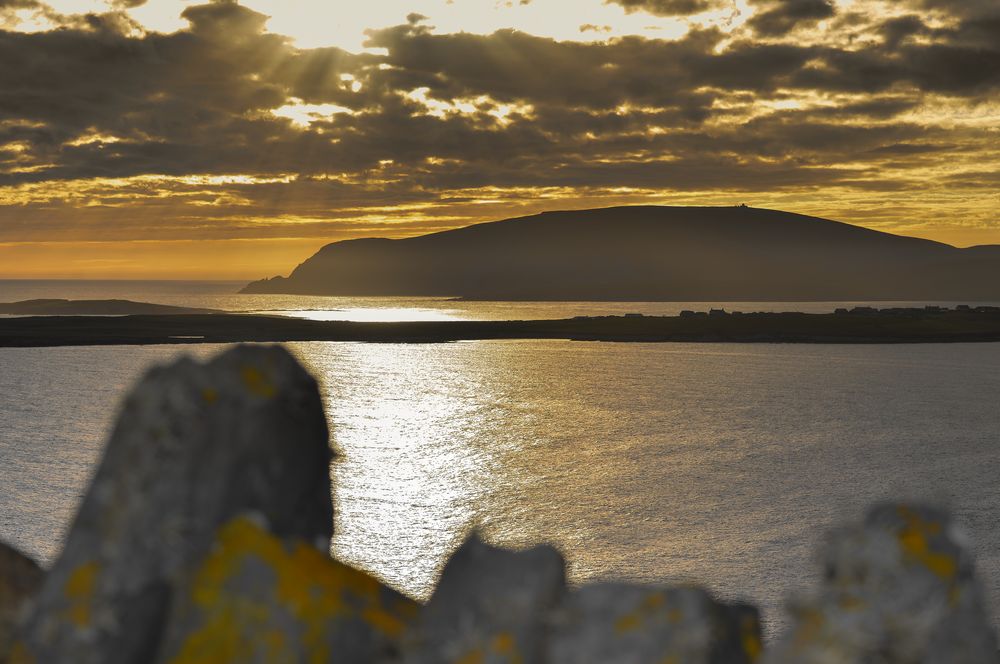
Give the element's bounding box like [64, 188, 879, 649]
[154, 514, 419, 664]
[0, 542, 44, 660]
[16, 345, 332, 664]
[403, 534, 566, 664]
[546, 583, 762, 664]
[767, 503, 998, 664]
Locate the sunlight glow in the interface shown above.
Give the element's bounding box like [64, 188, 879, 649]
[272, 99, 353, 128]
[263, 307, 464, 322]
[404, 88, 534, 126]
[29, 0, 702, 49]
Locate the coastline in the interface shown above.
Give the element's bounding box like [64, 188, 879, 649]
[3, 308, 1000, 347]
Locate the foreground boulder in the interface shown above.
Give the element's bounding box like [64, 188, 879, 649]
[768, 503, 998, 663]
[547, 583, 761, 664]
[403, 535, 566, 664]
[0, 542, 44, 661]
[16, 345, 332, 664]
[155, 514, 419, 663]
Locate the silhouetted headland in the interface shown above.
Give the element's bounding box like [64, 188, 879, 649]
[241, 206, 1000, 301]
[3, 306, 1000, 347]
[0, 299, 219, 316]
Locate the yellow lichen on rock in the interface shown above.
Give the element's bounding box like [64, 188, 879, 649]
[740, 614, 762, 662]
[240, 366, 277, 398]
[167, 516, 417, 664]
[612, 591, 675, 635]
[896, 506, 957, 582]
[63, 561, 99, 628]
[452, 633, 523, 664]
[7, 641, 37, 664]
[490, 632, 523, 664]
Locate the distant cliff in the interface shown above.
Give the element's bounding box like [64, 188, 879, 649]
[242, 206, 1000, 301]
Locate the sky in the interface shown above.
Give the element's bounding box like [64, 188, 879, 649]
[0, 0, 998, 278]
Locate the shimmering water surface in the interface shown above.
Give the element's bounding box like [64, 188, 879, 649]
[1, 339, 998, 635]
[3, 279, 997, 321]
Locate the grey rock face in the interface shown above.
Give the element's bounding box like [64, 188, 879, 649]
[17, 345, 332, 664]
[403, 534, 566, 664]
[547, 583, 762, 664]
[768, 503, 998, 664]
[0, 542, 44, 661]
[153, 513, 420, 664]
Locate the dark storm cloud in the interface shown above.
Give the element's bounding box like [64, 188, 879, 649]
[0, 0, 997, 222]
[747, 0, 835, 36]
[605, 0, 730, 16]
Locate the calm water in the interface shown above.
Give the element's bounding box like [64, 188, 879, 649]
[1, 340, 998, 635]
[3, 279, 996, 321]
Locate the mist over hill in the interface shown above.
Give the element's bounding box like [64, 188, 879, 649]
[242, 206, 1000, 301]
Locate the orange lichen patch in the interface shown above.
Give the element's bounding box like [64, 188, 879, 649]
[169, 516, 418, 663]
[792, 608, 824, 649]
[837, 594, 866, 611]
[7, 642, 36, 664]
[240, 366, 277, 398]
[741, 615, 762, 662]
[615, 612, 641, 634]
[449, 632, 522, 664]
[491, 632, 524, 663]
[63, 561, 99, 628]
[201, 388, 218, 404]
[614, 591, 675, 635]
[492, 632, 515, 654]
[455, 648, 485, 664]
[896, 507, 958, 582]
[641, 593, 665, 611]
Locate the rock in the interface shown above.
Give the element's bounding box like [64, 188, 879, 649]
[154, 514, 419, 664]
[0, 542, 44, 660]
[767, 503, 998, 663]
[547, 583, 762, 664]
[17, 345, 332, 664]
[403, 534, 566, 664]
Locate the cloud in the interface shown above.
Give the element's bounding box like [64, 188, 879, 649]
[748, 0, 835, 36]
[0, 0, 997, 252]
[606, 0, 730, 16]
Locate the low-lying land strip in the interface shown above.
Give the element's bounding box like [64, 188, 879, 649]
[0, 298, 219, 316]
[2, 307, 1000, 347]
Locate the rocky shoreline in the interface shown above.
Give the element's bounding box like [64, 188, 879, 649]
[1, 346, 997, 662]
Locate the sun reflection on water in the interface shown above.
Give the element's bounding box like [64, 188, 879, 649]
[294, 341, 502, 598]
[252, 307, 465, 322]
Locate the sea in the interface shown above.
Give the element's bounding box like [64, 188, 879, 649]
[1, 279, 999, 636]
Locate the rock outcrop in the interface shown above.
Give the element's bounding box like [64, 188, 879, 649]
[0, 543, 43, 662]
[547, 583, 761, 664]
[155, 515, 419, 663]
[16, 345, 332, 664]
[768, 504, 998, 663]
[402, 536, 566, 664]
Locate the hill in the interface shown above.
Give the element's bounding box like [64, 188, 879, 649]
[241, 206, 1000, 301]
